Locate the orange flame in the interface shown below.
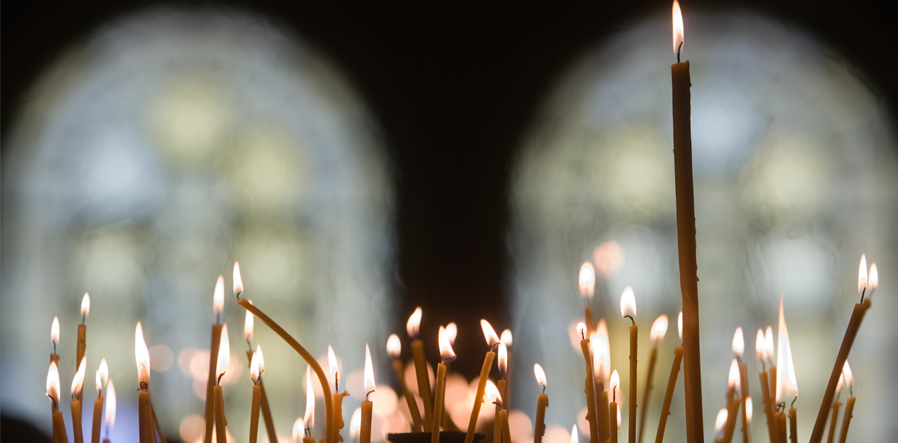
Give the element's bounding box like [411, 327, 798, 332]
[81, 293, 91, 319]
[650, 315, 669, 342]
[579, 262, 596, 300]
[775, 297, 798, 403]
[868, 263, 878, 299]
[672, 1, 684, 55]
[727, 359, 740, 391]
[96, 358, 108, 392]
[293, 418, 305, 441]
[244, 299, 254, 342]
[135, 322, 150, 384]
[250, 345, 264, 385]
[233, 261, 244, 296]
[304, 370, 315, 430]
[714, 408, 728, 432]
[46, 361, 61, 406]
[678, 312, 683, 341]
[755, 329, 765, 362]
[745, 397, 753, 424]
[858, 254, 867, 296]
[105, 380, 116, 429]
[51, 317, 60, 346]
[364, 344, 376, 392]
[534, 363, 547, 388]
[439, 326, 457, 362]
[406, 307, 422, 338]
[446, 322, 459, 345]
[501, 329, 513, 347]
[619, 286, 636, 319]
[481, 319, 500, 348]
[386, 334, 401, 358]
[497, 343, 508, 378]
[732, 327, 745, 357]
[216, 324, 230, 382]
[213, 275, 225, 315]
[484, 379, 502, 406]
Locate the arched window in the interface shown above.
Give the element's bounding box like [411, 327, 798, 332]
[510, 11, 896, 440]
[1, 9, 394, 441]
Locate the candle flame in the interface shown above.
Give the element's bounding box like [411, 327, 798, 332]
[213, 275, 225, 315]
[714, 408, 728, 432]
[446, 322, 458, 345]
[727, 358, 740, 390]
[501, 329, 513, 348]
[350, 408, 362, 440]
[304, 370, 315, 430]
[745, 397, 753, 423]
[96, 358, 109, 392]
[47, 361, 61, 405]
[672, 1, 684, 55]
[609, 370, 620, 397]
[571, 425, 579, 443]
[775, 297, 798, 403]
[233, 261, 244, 296]
[328, 345, 339, 385]
[868, 263, 878, 298]
[678, 312, 683, 341]
[732, 327, 744, 357]
[764, 326, 774, 364]
[497, 343, 508, 378]
[135, 322, 150, 384]
[105, 380, 116, 429]
[616, 404, 621, 429]
[51, 317, 60, 345]
[576, 322, 587, 340]
[842, 361, 853, 388]
[216, 324, 230, 382]
[439, 326, 457, 362]
[244, 299, 254, 341]
[858, 254, 867, 296]
[406, 307, 422, 338]
[755, 329, 765, 362]
[364, 344, 376, 392]
[534, 363, 547, 388]
[293, 418, 305, 441]
[81, 293, 91, 319]
[250, 345, 264, 384]
[386, 334, 401, 358]
[484, 379, 502, 406]
[579, 262, 596, 300]
[619, 286, 636, 319]
[590, 331, 610, 382]
[481, 319, 500, 348]
[650, 315, 669, 342]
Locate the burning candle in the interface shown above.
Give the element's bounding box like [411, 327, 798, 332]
[580, 262, 596, 334]
[533, 364, 549, 443]
[407, 308, 434, 431]
[826, 374, 845, 443]
[619, 287, 638, 443]
[91, 359, 108, 443]
[655, 312, 683, 443]
[294, 419, 305, 443]
[497, 343, 509, 413]
[104, 380, 115, 443]
[732, 328, 750, 443]
[213, 325, 230, 443]
[47, 361, 69, 443]
[350, 408, 362, 443]
[432, 327, 455, 443]
[51, 317, 60, 365]
[305, 370, 316, 443]
[609, 370, 620, 443]
[387, 334, 423, 431]
[205, 276, 225, 443]
[500, 330, 513, 407]
[592, 322, 611, 443]
[76, 293, 89, 403]
[714, 409, 728, 440]
[329, 346, 349, 443]
[69, 357, 86, 443]
[577, 322, 599, 443]
[757, 328, 775, 443]
[363, 345, 377, 443]
[249, 346, 264, 443]
[721, 360, 741, 443]
[464, 320, 499, 443]
[240, 269, 278, 443]
[135, 322, 154, 443]
[638, 315, 667, 443]
[775, 298, 798, 443]
[488, 381, 510, 443]
[836, 362, 854, 443]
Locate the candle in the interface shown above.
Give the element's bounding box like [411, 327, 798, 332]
[788, 402, 797, 443]
[756, 329, 775, 443]
[639, 315, 667, 443]
[721, 360, 741, 443]
[731, 328, 750, 443]
[533, 364, 549, 443]
[387, 334, 424, 431]
[69, 357, 86, 443]
[497, 343, 508, 414]
[205, 276, 225, 443]
[810, 256, 876, 443]
[214, 325, 230, 443]
[305, 370, 316, 442]
[826, 374, 845, 443]
[619, 287, 638, 443]
[135, 322, 154, 443]
[151, 404, 167, 443]
[464, 320, 499, 443]
[577, 323, 598, 443]
[407, 308, 435, 431]
[654, 312, 683, 443]
[774, 411, 786, 443]
[580, 262, 596, 334]
[294, 419, 305, 443]
[714, 409, 728, 441]
[329, 346, 350, 443]
[76, 293, 89, 404]
[500, 330, 513, 406]
[837, 362, 854, 443]
[775, 298, 798, 443]
[240, 294, 278, 443]
[592, 323, 611, 443]
[363, 344, 377, 443]
[47, 361, 69, 443]
[745, 398, 753, 436]
[51, 317, 60, 365]
[485, 381, 504, 443]
[249, 346, 264, 443]
[91, 359, 108, 443]
[432, 327, 455, 443]
[609, 371, 620, 443]
[103, 380, 115, 443]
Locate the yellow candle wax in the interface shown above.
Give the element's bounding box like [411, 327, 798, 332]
[654, 346, 682, 443]
[837, 396, 855, 443]
[205, 276, 225, 443]
[577, 323, 598, 443]
[362, 343, 377, 443]
[464, 320, 500, 443]
[533, 364, 548, 443]
[826, 400, 841, 443]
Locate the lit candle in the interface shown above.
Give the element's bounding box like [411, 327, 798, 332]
[577, 322, 598, 443]
[714, 409, 728, 441]
[363, 345, 377, 443]
[387, 334, 423, 431]
[745, 397, 753, 436]
[810, 256, 876, 443]
[500, 330, 513, 406]
[765, 325, 777, 435]
[249, 346, 264, 443]
[51, 317, 60, 365]
[837, 362, 854, 443]
[135, 322, 154, 443]
[407, 308, 434, 431]
[69, 357, 86, 443]
[103, 380, 115, 443]
[619, 287, 638, 443]
[592, 323, 611, 443]
[213, 325, 230, 443]
[294, 419, 305, 443]
[488, 381, 510, 443]
[731, 328, 750, 443]
[441, 323, 460, 432]
[464, 320, 499, 443]
[330, 346, 350, 443]
[775, 298, 798, 443]
[432, 327, 455, 443]
[497, 343, 509, 415]
[205, 276, 225, 443]
[609, 370, 620, 443]
[580, 262, 597, 334]
[239, 263, 279, 443]
[756, 329, 775, 443]
[721, 360, 741, 443]
[76, 293, 89, 403]
[305, 370, 316, 443]
[638, 315, 667, 443]
[533, 364, 549, 443]
[91, 359, 108, 443]
[47, 361, 69, 443]
[826, 374, 845, 443]
[655, 312, 684, 443]
[350, 408, 363, 443]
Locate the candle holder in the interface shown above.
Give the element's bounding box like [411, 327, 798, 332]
[387, 431, 485, 443]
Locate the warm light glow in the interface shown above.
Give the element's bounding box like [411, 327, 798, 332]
[406, 307, 422, 338]
[677, 312, 683, 341]
[576, 322, 587, 340]
[233, 261, 244, 295]
[534, 363, 547, 388]
[727, 359, 740, 390]
[105, 380, 116, 429]
[81, 293, 91, 319]
[51, 317, 60, 346]
[745, 397, 753, 424]
[579, 262, 596, 300]
[650, 315, 668, 342]
[96, 358, 109, 392]
[250, 345, 264, 384]
[571, 424, 579, 443]
[293, 418, 305, 441]
[609, 370, 620, 399]
[616, 404, 621, 430]
[213, 275, 225, 315]
[842, 361, 853, 388]
[350, 408, 362, 440]
[364, 344, 376, 392]
[590, 331, 610, 382]
[858, 254, 867, 296]
[764, 327, 774, 363]
[672, 1, 684, 55]
[498, 343, 508, 378]
[501, 329, 513, 347]
[714, 408, 728, 432]
[755, 329, 765, 362]
[484, 379, 502, 406]
[135, 322, 151, 384]
[446, 322, 458, 345]
[775, 297, 798, 403]
[481, 319, 500, 347]
[46, 361, 61, 405]
[216, 324, 230, 382]
[328, 345, 339, 385]
[594, 241, 625, 277]
[439, 326, 457, 362]
[386, 334, 401, 358]
[732, 327, 745, 357]
[244, 299, 254, 342]
[619, 286, 636, 319]
[868, 263, 878, 298]
[304, 370, 315, 430]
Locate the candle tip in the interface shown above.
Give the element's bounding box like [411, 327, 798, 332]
[406, 307, 422, 338]
[578, 261, 595, 300]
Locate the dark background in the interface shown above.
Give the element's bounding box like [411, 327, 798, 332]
[4, 0, 898, 378]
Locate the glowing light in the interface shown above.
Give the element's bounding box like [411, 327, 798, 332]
[250, 345, 264, 385]
[51, 317, 60, 346]
[842, 361, 853, 388]
[328, 345, 339, 387]
[672, 1, 684, 55]
[135, 322, 151, 384]
[609, 370, 620, 400]
[350, 407, 362, 440]
[105, 380, 116, 429]
[745, 397, 753, 424]
[233, 261, 244, 295]
[484, 380, 502, 406]
[755, 329, 765, 362]
[46, 361, 61, 405]
[534, 364, 547, 388]
[775, 297, 798, 403]
[216, 324, 230, 382]
[593, 241, 625, 277]
[678, 312, 683, 341]
[386, 334, 401, 358]
[81, 293, 91, 319]
[619, 286, 636, 319]
[727, 359, 740, 390]
[858, 254, 867, 296]
[364, 344, 376, 392]
[304, 370, 315, 430]
[446, 322, 458, 345]
[96, 358, 109, 392]
[576, 322, 587, 340]
[213, 275, 225, 315]
[579, 262, 596, 300]
[481, 320, 500, 348]
[714, 408, 728, 432]
[732, 327, 745, 357]
[439, 326, 457, 362]
[406, 307, 422, 338]
[498, 343, 508, 379]
[764, 327, 775, 364]
[593, 321, 611, 382]
[571, 424, 579, 443]
[244, 299, 254, 342]
[293, 418, 305, 441]
[868, 263, 878, 298]
[650, 315, 668, 342]
[501, 329, 513, 348]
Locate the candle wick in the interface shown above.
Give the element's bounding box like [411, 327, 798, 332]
[82, 314, 85, 325]
[306, 427, 312, 437]
[542, 385, 546, 394]
[46, 393, 58, 411]
[53, 343, 57, 354]
[676, 41, 683, 63]
[217, 372, 225, 386]
[366, 389, 375, 401]
[335, 372, 340, 394]
[235, 289, 242, 300]
[859, 285, 866, 304]
[791, 395, 797, 408]
[625, 315, 635, 326]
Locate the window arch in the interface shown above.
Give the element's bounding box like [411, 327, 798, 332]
[1, 9, 395, 441]
[510, 11, 897, 440]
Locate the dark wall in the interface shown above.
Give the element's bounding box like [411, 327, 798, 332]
[4, 0, 897, 374]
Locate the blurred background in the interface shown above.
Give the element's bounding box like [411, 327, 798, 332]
[3, 1, 897, 442]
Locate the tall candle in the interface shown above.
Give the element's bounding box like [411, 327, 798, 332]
[103, 380, 115, 443]
[205, 276, 225, 443]
[756, 329, 775, 443]
[407, 308, 435, 431]
[836, 362, 855, 443]
[654, 313, 683, 443]
[464, 320, 499, 443]
[214, 325, 230, 443]
[500, 330, 513, 406]
[329, 346, 349, 443]
[639, 315, 667, 443]
[363, 345, 377, 443]
[249, 346, 264, 443]
[577, 323, 598, 443]
[136, 323, 153, 443]
[387, 334, 423, 431]
[47, 361, 70, 443]
[731, 328, 749, 443]
[774, 411, 786, 443]
[580, 262, 596, 334]
[432, 327, 455, 443]
[774, 299, 798, 443]
[91, 359, 108, 443]
[51, 317, 61, 365]
[826, 373, 846, 443]
[721, 361, 741, 443]
[70, 357, 87, 443]
[497, 343, 508, 413]
[76, 293, 90, 403]
[241, 292, 279, 443]
[609, 371, 620, 443]
[533, 364, 549, 443]
[619, 287, 638, 443]
[305, 370, 316, 442]
[592, 324, 611, 443]
[810, 257, 876, 443]
[788, 402, 797, 443]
